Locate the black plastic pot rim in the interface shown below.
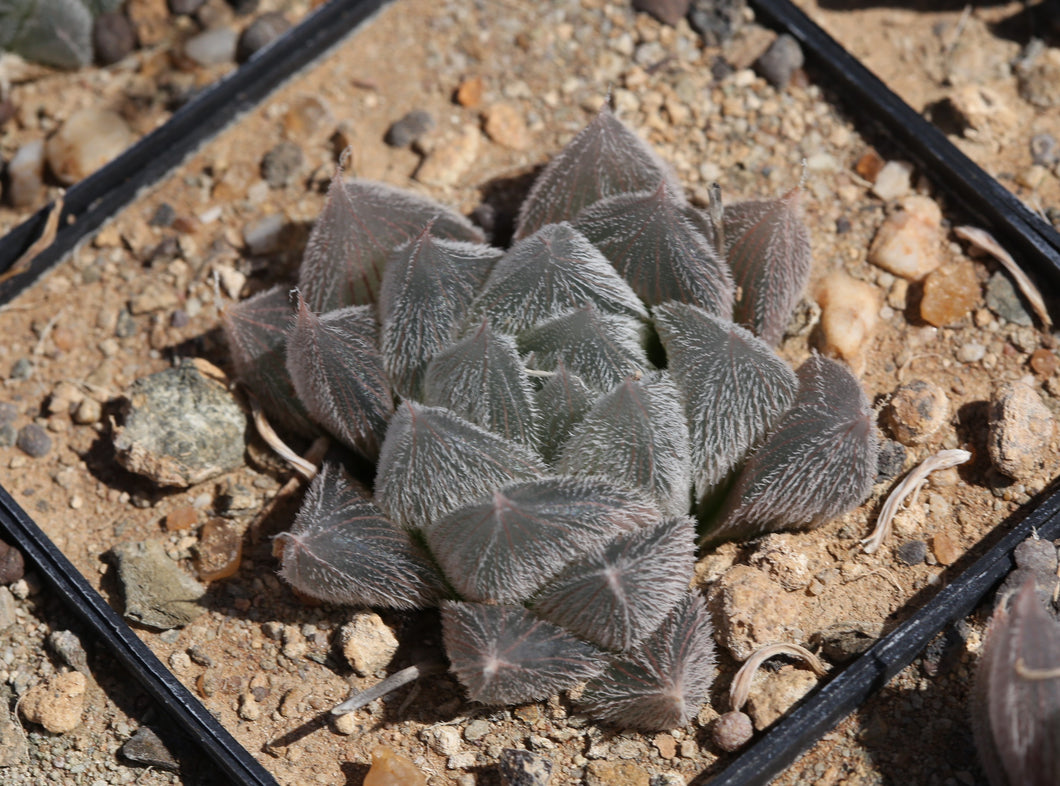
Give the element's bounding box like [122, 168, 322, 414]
[0, 2, 1058, 785]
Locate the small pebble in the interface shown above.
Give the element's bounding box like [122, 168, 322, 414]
[1030, 348, 1059, 377]
[920, 262, 979, 327]
[115, 308, 137, 338]
[985, 272, 1034, 326]
[632, 0, 691, 26]
[46, 108, 136, 186]
[384, 109, 435, 148]
[464, 719, 491, 742]
[1014, 537, 1058, 576]
[6, 140, 46, 207]
[754, 33, 804, 89]
[183, 26, 238, 66]
[121, 726, 180, 770]
[238, 693, 262, 721]
[112, 538, 207, 629]
[20, 671, 87, 733]
[868, 195, 943, 280]
[148, 203, 177, 227]
[0, 541, 25, 584]
[499, 748, 554, 786]
[814, 271, 878, 366]
[956, 342, 986, 363]
[713, 710, 754, 752]
[237, 12, 291, 61]
[195, 518, 242, 580]
[93, 12, 137, 65]
[364, 746, 427, 786]
[875, 438, 907, 483]
[48, 630, 89, 673]
[261, 141, 304, 188]
[811, 623, 879, 663]
[422, 725, 462, 756]
[855, 148, 886, 182]
[483, 103, 531, 150]
[896, 540, 928, 566]
[930, 532, 960, 566]
[988, 381, 1056, 480]
[415, 126, 481, 187]
[871, 160, 914, 201]
[1017, 48, 1060, 109]
[16, 423, 52, 458]
[243, 214, 286, 255]
[455, 76, 484, 108]
[8, 358, 31, 381]
[0, 424, 16, 448]
[585, 760, 652, 786]
[340, 612, 399, 676]
[885, 379, 950, 445]
[1030, 133, 1058, 166]
[689, 0, 747, 46]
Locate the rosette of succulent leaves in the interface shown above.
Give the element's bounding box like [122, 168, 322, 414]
[223, 106, 878, 731]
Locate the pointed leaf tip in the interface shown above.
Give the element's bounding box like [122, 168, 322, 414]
[375, 402, 547, 530]
[533, 517, 696, 651]
[515, 106, 682, 239]
[286, 296, 393, 459]
[579, 593, 716, 730]
[724, 188, 812, 345]
[442, 602, 605, 705]
[277, 464, 443, 609]
[426, 476, 661, 604]
[704, 354, 877, 544]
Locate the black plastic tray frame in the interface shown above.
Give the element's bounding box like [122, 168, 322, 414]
[0, 1, 1058, 785]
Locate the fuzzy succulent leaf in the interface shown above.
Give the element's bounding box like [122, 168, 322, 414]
[532, 517, 695, 651]
[579, 593, 716, 730]
[518, 306, 651, 393]
[653, 301, 798, 493]
[465, 222, 648, 334]
[221, 285, 317, 436]
[276, 464, 442, 609]
[972, 579, 1060, 786]
[704, 354, 877, 545]
[534, 363, 596, 464]
[298, 173, 483, 312]
[422, 322, 538, 449]
[378, 227, 501, 398]
[515, 106, 683, 240]
[375, 402, 547, 530]
[286, 297, 393, 459]
[442, 602, 605, 704]
[574, 183, 734, 316]
[557, 372, 692, 517]
[724, 188, 812, 346]
[1, 0, 93, 69]
[425, 477, 661, 604]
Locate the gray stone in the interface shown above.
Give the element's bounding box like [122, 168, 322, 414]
[243, 214, 286, 255]
[9, 358, 32, 381]
[688, 0, 746, 45]
[895, 540, 928, 566]
[183, 27, 238, 67]
[384, 109, 435, 148]
[121, 726, 180, 771]
[1030, 133, 1058, 166]
[985, 272, 1033, 326]
[93, 12, 136, 65]
[810, 622, 880, 664]
[6, 140, 45, 208]
[112, 539, 206, 629]
[115, 308, 137, 338]
[47, 630, 89, 673]
[755, 33, 804, 89]
[875, 439, 906, 483]
[0, 402, 16, 426]
[16, 423, 51, 458]
[237, 13, 291, 61]
[113, 359, 247, 487]
[0, 424, 16, 449]
[261, 141, 304, 188]
[987, 382, 1055, 480]
[499, 748, 553, 786]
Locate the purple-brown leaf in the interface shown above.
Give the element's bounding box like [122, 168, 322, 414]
[378, 226, 501, 398]
[578, 593, 716, 730]
[532, 517, 695, 651]
[574, 183, 734, 316]
[221, 285, 316, 436]
[442, 601, 605, 704]
[724, 188, 811, 345]
[374, 402, 547, 531]
[298, 173, 483, 312]
[276, 463, 443, 609]
[703, 354, 877, 545]
[534, 363, 597, 464]
[515, 105, 683, 240]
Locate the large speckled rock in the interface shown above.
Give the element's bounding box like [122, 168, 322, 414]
[113, 359, 248, 487]
[988, 382, 1056, 480]
[20, 671, 86, 733]
[708, 565, 804, 661]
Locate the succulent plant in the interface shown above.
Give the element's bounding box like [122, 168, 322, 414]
[972, 576, 1060, 786]
[0, 0, 121, 69]
[223, 106, 878, 730]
